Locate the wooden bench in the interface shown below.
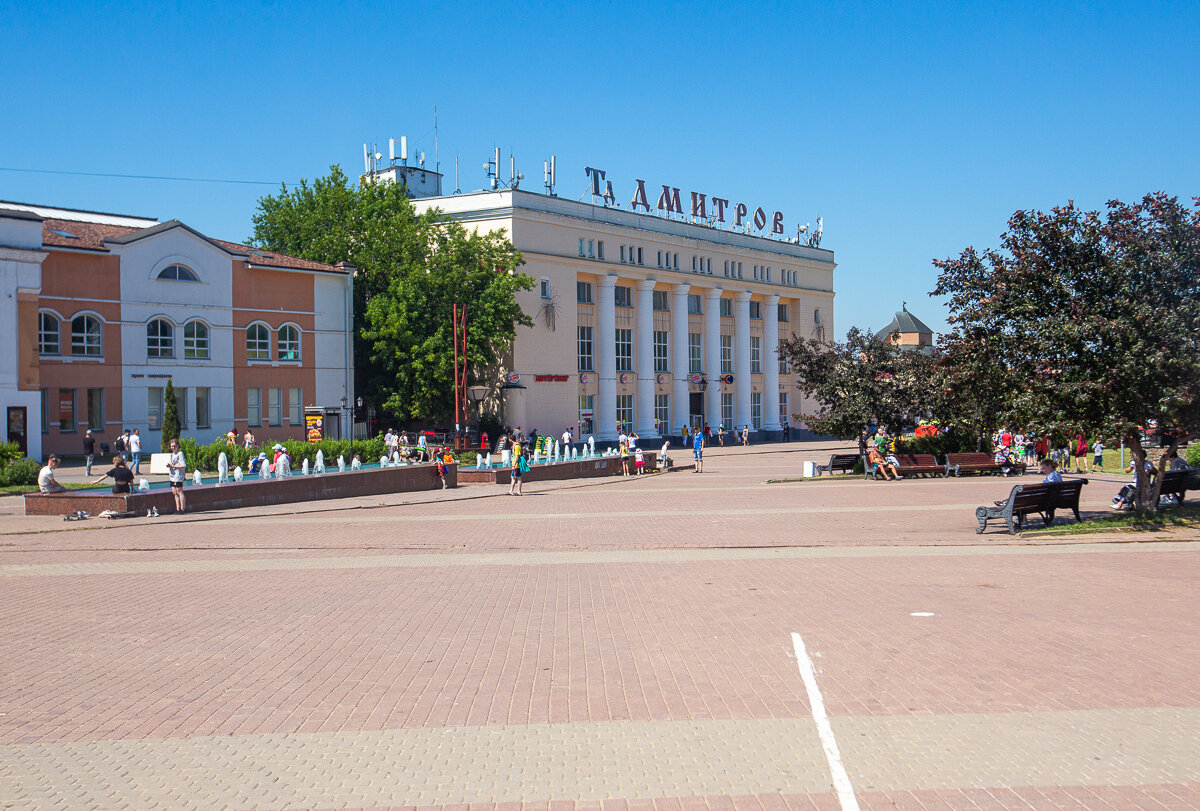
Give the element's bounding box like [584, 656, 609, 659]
[975, 479, 1088, 534]
[864, 453, 948, 479]
[947, 452, 1028, 477]
[815, 453, 859, 476]
[1159, 468, 1200, 503]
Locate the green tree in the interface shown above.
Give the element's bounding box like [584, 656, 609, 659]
[250, 166, 532, 422]
[779, 326, 934, 454]
[161, 379, 181, 451]
[933, 192, 1200, 511]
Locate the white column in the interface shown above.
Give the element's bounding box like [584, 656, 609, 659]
[670, 282, 690, 434]
[763, 293, 781, 434]
[734, 290, 753, 432]
[596, 275, 618, 442]
[635, 278, 657, 438]
[704, 287, 722, 430]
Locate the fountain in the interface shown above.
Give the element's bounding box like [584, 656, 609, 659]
[533, 448, 541, 464]
[277, 455, 292, 477]
[217, 452, 229, 484]
[476, 453, 483, 469]
[192, 469, 202, 486]
[588, 436, 595, 456]
[314, 450, 325, 474]
[337, 455, 346, 473]
[379, 455, 389, 468]
[301, 459, 309, 476]
[501, 449, 511, 467]
[138, 478, 149, 492]
[351, 456, 362, 470]
[233, 466, 243, 482]
[485, 452, 492, 468]
[552, 441, 560, 461]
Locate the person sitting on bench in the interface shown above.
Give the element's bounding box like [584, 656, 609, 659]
[1040, 459, 1062, 483]
[868, 445, 901, 480]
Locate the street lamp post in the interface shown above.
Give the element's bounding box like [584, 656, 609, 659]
[467, 386, 487, 449]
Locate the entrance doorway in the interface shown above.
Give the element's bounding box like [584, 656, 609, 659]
[688, 392, 704, 430]
[7, 406, 28, 457]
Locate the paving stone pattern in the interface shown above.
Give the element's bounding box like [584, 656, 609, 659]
[1, 443, 1198, 809]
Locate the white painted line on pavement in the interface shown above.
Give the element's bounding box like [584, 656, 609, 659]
[791, 631, 860, 811]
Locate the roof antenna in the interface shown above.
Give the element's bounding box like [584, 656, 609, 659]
[454, 154, 461, 194]
[434, 105, 440, 174]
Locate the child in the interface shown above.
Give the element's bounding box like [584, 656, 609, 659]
[1092, 439, 1105, 473]
[619, 440, 630, 476]
[435, 454, 448, 489]
[634, 446, 645, 475]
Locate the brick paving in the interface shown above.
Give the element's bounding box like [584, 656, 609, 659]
[1, 443, 1198, 809]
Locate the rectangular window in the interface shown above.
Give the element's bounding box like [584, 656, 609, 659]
[540, 278, 551, 299]
[674, 253, 680, 269]
[578, 395, 594, 435]
[692, 255, 697, 272]
[597, 240, 605, 259]
[39, 315, 60, 355]
[752, 392, 763, 429]
[657, 250, 663, 268]
[688, 332, 702, 373]
[268, 387, 282, 426]
[737, 262, 743, 278]
[615, 329, 633, 372]
[587, 239, 594, 258]
[288, 387, 302, 424]
[196, 387, 211, 429]
[749, 301, 762, 319]
[147, 387, 163, 431]
[720, 297, 733, 318]
[655, 393, 670, 434]
[653, 330, 668, 372]
[614, 286, 632, 307]
[577, 281, 593, 304]
[753, 265, 759, 281]
[577, 326, 594, 371]
[780, 348, 789, 374]
[778, 303, 789, 322]
[637, 247, 643, 265]
[86, 387, 104, 432]
[706, 258, 712, 275]
[174, 387, 188, 429]
[779, 392, 790, 428]
[620, 245, 626, 262]
[720, 334, 733, 374]
[615, 394, 634, 433]
[58, 388, 76, 433]
[751, 336, 762, 373]
[721, 393, 734, 428]
[652, 290, 669, 311]
[40, 388, 49, 433]
[578, 238, 585, 257]
[628, 246, 636, 265]
[247, 388, 261, 427]
[814, 307, 821, 324]
[687, 294, 702, 314]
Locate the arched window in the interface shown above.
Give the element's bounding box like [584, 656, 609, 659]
[247, 322, 271, 361]
[71, 314, 102, 357]
[157, 264, 199, 282]
[278, 325, 300, 361]
[38, 312, 60, 356]
[147, 318, 174, 358]
[184, 320, 209, 359]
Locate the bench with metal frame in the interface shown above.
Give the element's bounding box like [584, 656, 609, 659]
[975, 479, 1088, 534]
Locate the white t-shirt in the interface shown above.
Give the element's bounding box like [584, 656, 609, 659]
[168, 450, 186, 483]
[618, 432, 627, 446]
[38, 465, 57, 492]
[129, 433, 142, 453]
[562, 431, 571, 446]
[628, 434, 638, 449]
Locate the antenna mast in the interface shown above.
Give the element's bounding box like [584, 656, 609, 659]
[434, 106, 440, 174]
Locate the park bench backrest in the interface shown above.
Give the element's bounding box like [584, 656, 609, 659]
[1011, 484, 1050, 510]
[950, 452, 1000, 465]
[895, 454, 941, 467]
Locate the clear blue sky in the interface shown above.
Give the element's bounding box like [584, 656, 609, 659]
[3, 1, 1197, 336]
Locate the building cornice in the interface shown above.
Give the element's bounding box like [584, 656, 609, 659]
[0, 246, 49, 264]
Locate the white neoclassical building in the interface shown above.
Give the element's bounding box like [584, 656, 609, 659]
[403, 175, 835, 443]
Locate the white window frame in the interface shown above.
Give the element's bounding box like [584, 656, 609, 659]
[268, 387, 282, 426]
[196, 387, 211, 430]
[751, 336, 762, 374]
[751, 391, 763, 429]
[183, 320, 210, 359]
[654, 393, 670, 434]
[247, 387, 262, 427]
[38, 311, 61, 356]
[146, 318, 174, 358]
[288, 386, 302, 424]
[688, 332, 702, 373]
[278, 324, 301, 362]
[577, 281, 593, 304]
[615, 394, 634, 433]
[721, 393, 734, 428]
[653, 330, 668, 373]
[577, 326, 594, 372]
[720, 334, 733, 374]
[615, 328, 633, 372]
[71, 314, 102, 357]
[247, 322, 271, 361]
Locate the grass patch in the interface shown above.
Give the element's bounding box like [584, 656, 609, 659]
[1024, 503, 1200, 536]
[0, 482, 95, 496]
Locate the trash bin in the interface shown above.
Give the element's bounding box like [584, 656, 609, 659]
[803, 461, 816, 477]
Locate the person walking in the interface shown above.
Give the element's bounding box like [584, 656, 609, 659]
[741, 425, 750, 447]
[508, 434, 524, 496]
[692, 427, 705, 472]
[1092, 438, 1105, 473]
[166, 438, 187, 513]
[82, 429, 96, 476]
[129, 428, 143, 475]
[718, 425, 725, 447]
[117, 429, 131, 462]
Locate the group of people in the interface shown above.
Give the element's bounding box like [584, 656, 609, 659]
[383, 428, 431, 463]
[43, 437, 189, 513]
[82, 427, 145, 476]
[991, 427, 1108, 474]
[680, 423, 763, 448]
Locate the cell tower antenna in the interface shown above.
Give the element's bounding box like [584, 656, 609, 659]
[455, 154, 461, 194]
[434, 106, 440, 174]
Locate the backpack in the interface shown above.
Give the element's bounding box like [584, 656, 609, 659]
[114, 435, 126, 453]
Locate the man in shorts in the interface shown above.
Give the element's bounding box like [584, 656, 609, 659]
[692, 428, 704, 473]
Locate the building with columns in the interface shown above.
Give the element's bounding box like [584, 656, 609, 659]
[409, 187, 835, 443]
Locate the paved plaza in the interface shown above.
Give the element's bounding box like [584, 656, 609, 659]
[1, 443, 1198, 810]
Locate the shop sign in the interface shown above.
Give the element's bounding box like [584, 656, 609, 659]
[507, 371, 521, 384]
[534, 374, 569, 382]
[305, 414, 324, 443]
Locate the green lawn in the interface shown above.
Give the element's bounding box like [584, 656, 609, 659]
[1025, 503, 1200, 536]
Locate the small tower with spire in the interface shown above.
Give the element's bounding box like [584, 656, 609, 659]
[876, 302, 934, 349]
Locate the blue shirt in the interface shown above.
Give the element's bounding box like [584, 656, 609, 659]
[1042, 470, 1063, 483]
[692, 433, 704, 451]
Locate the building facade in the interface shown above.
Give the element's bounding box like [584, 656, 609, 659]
[0, 202, 354, 460]
[409, 188, 835, 442]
